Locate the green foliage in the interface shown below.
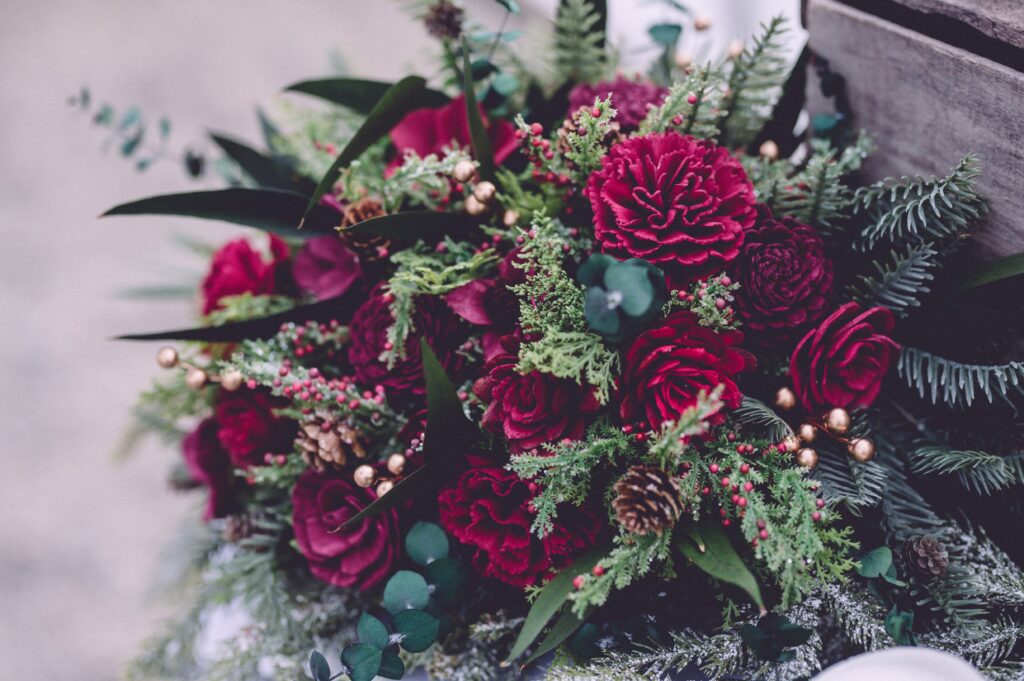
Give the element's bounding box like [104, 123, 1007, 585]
[665, 274, 741, 331]
[910, 444, 1020, 495]
[718, 16, 790, 148]
[850, 242, 938, 318]
[205, 293, 294, 326]
[854, 155, 986, 250]
[552, 0, 607, 84]
[738, 613, 813, 662]
[734, 397, 793, 443]
[561, 95, 617, 183]
[678, 518, 765, 610]
[639, 64, 724, 139]
[118, 369, 213, 458]
[813, 451, 886, 517]
[374, 148, 472, 211]
[580, 254, 669, 344]
[568, 531, 674, 617]
[897, 346, 1024, 408]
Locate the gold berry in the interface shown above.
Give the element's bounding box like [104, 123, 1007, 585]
[452, 160, 476, 183]
[353, 465, 375, 488]
[825, 408, 852, 434]
[502, 209, 520, 227]
[386, 453, 406, 476]
[472, 180, 497, 203]
[674, 50, 693, 69]
[694, 15, 711, 31]
[375, 479, 395, 497]
[848, 438, 876, 463]
[219, 369, 244, 392]
[465, 194, 488, 216]
[774, 387, 797, 411]
[796, 447, 819, 469]
[727, 39, 745, 60]
[782, 435, 801, 453]
[185, 368, 208, 391]
[156, 346, 179, 369]
[759, 140, 780, 160]
[798, 423, 819, 443]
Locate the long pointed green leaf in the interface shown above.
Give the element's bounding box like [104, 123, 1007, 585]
[210, 132, 314, 193]
[677, 518, 765, 611]
[522, 608, 584, 666]
[952, 251, 1024, 293]
[506, 544, 607, 662]
[461, 41, 496, 182]
[286, 77, 448, 114]
[303, 76, 428, 219]
[343, 211, 481, 245]
[102, 188, 339, 236]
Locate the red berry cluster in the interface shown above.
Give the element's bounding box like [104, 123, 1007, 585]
[515, 121, 571, 187]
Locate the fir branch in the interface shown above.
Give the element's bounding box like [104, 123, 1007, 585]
[820, 582, 894, 651]
[897, 346, 1024, 408]
[910, 444, 1018, 495]
[814, 453, 886, 517]
[849, 242, 938, 318]
[552, 0, 607, 85]
[639, 64, 725, 139]
[854, 155, 987, 250]
[734, 396, 793, 442]
[719, 16, 790, 148]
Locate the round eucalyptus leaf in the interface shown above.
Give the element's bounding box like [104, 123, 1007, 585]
[340, 643, 382, 681]
[584, 287, 621, 337]
[423, 557, 468, 607]
[578, 253, 617, 287]
[377, 650, 406, 680]
[492, 73, 519, 96]
[393, 609, 440, 653]
[383, 570, 430, 614]
[309, 651, 331, 681]
[356, 612, 389, 649]
[405, 521, 449, 566]
[605, 261, 654, 317]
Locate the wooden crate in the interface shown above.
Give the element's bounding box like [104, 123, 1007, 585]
[804, 0, 1024, 258]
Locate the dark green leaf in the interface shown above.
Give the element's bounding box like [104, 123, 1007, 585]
[286, 78, 447, 115]
[584, 287, 621, 336]
[423, 557, 468, 608]
[158, 117, 171, 140]
[856, 546, 893, 579]
[493, 0, 520, 13]
[119, 106, 141, 130]
[309, 651, 331, 681]
[210, 133, 313, 193]
[566, 622, 602, 662]
[523, 608, 584, 666]
[341, 643, 382, 681]
[885, 606, 915, 645]
[461, 40, 496, 182]
[393, 609, 440, 653]
[377, 651, 405, 679]
[337, 465, 432, 531]
[121, 128, 144, 156]
[357, 613, 390, 649]
[604, 261, 654, 317]
[93, 104, 114, 125]
[384, 571, 430, 614]
[952, 251, 1024, 293]
[342, 211, 480, 246]
[677, 518, 765, 610]
[739, 613, 812, 662]
[102, 188, 339, 236]
[470, 58, 498, 81]
[506, 544, 607, 662]
[491, 73, 519, 96]
[577, 254, 616, 288]
[649, 23, 682, 47]
[405, 521, 449, 566]
[304, 76, 429, 218]
[882, 562, 907, 587]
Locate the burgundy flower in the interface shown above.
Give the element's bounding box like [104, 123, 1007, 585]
[201, 235, 289, 314]
[438, 466, 600, 587]
[214, 390, 296, 469]
[182, 418, 236, 520]
[347, 285, 468, 403]
[790, 302, 899, 412]
[292, 235, 363, 300]
[586, 132, 756, 289]
[292, 469, 400, 589]
[568, 75, 668, 132]
[444, 249, 525, 359]
[390, 95, 518, 168]
[473, 336, 600, 453]
[730, 210, 834, 347]
[620, 310, 753, 431]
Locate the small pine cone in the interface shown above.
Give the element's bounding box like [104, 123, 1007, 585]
[904, 535, 949, 577]
[424, 0, 464, 41]
[222, 514, 253, 543]
[296, 413, 366, 471]
[339, 197, 390, 264]
[612, 465, 684, 535]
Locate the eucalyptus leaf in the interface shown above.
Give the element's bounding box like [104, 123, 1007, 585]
[393, 609, 440, 653]
[584, 287, 621, 336]
[309, 651, 331, 681]
[885, 606, 916, 645]
[405, 521, 449, 566]
[604, 262, 654, 317]
[857, 546, 893, 579]
[677, 518, 765, 610]
[357, 612, 390, 649]
[649, 23, 682, 47]
[739, 612, 812, 662]
[377, 651, 405, 679]
[383, 571, 430, 614]
[492, 73, 519, 97]
[341, 643, 382, 681]
[577, 254, 616, 287]
[423, 557, 468, 608]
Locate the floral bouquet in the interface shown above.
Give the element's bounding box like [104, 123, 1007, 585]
[93, 1, 1024, 679]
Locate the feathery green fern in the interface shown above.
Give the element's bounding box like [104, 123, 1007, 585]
[553, 0, 607, 84]
[719, 16, 790, 148]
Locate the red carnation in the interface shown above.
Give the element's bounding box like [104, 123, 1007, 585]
[292, 469, 400, 589]
[620, 310, 753, 431]
[730, 210, 834, 347]
[347, 285, 468, 403]
[182, 418, 237, 520]
[438, 466, 600, 587]
[568, 75, 668, 132]
[390, 95, 518, 168]
[473, 336, 600, 453]
[201, 235, 289, 314]
[586, 132, 756, 289]
[214, 390, 296, 469]
[292, 235, 363, 301]
[790, 303, 899, 412]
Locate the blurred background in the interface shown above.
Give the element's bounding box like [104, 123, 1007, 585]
[0, 1, 798, 679]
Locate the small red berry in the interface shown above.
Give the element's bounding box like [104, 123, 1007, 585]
[709, 463, 720, 474]
[591, 106, 601, 118]
[743, 482, 753, 492]
[816, 499, 826, 509]
[756, 519, 766, 529]
[686, 93, 698, 104]
[759, 529, 769, 540]
[722, 519, 731, 527]
[738, 497, 748, 508]
[740, 464, 750, 474]
[720, 476, 730, 487]
[592, 565, 605, 577]
[573, 575, 586, 590]
[530, 122, 543, 135]
[812, 511, 822, 522]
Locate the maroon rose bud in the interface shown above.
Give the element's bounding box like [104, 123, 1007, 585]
[567, 76, 669, 132]
[214, 389, 296, 469]
[201, 235, 289, 314]
[292, 236, 363, 300]
[790, 302, 899, 412]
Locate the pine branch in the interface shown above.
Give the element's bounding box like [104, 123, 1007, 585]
[897, 346, 1024, 408]
[553, 0, 607, 84]
[734, 396, 794, 442]
[719, 16, 790, 148]
[854, 155, 987, 250]
[849, 242, 938, 318]
[814, 453, 886, 517]
[910, 444, 1019, 495]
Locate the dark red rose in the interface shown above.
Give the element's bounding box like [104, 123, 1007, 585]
[568, 75, 668, 132]
[292, 469, 400, 589]
[438, 466, 600, 587]
[445, 249, 525, 359]
[214, 390, 296, 469]
[182, 418, 236, 520]
[620, 310, 753, 431]
[347, 285, 468, 403]
[201, 235, 289, 314]
[730, 209, 834, 347]
[586, 132, 756, 289]
[390, 95, 518, 169]
[790, 302, 899, 412]
[292, 235, 363, 300]
[473, 336, 600, 453]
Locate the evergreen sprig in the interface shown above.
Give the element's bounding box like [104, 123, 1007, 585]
[850, 242, 938, 318]
[639, 64, 724, 139]
[552, 0, 607, 85]
[910, 444, 1019, 495]
[897, 346, 1024, 408]
[562, 95, 618, 183]
[718, 16, 790, 148]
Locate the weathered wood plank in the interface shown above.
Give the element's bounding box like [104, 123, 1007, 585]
[807, 0, 1024, 259]
[890, 0, 1024, 50]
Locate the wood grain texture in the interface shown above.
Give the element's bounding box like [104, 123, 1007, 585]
[890, 0, 1024, 49]
[806, 0, 1024, 258]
